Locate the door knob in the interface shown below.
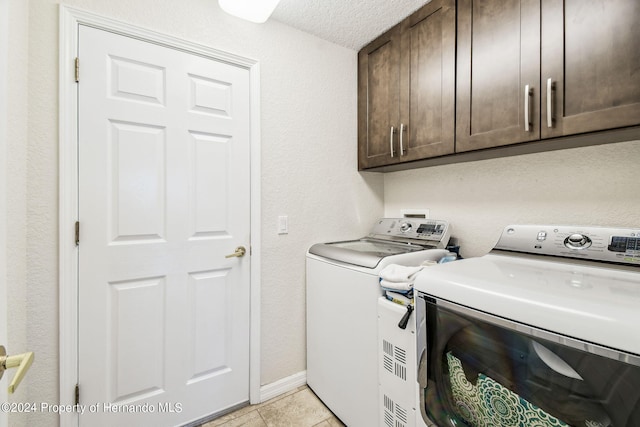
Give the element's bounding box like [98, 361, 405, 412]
[225, 246, 247, 258]
[0, 345, 34, 393]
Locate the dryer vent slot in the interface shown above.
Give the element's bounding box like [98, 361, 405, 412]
[383, 354, 394, 374]
[382, 394, 408, 427]
[382, 340, 408, 381]
[395, 364, 407, 381]
[384, 340, 394, 356]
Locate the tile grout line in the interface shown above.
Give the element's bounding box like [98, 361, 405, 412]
[210, 386, 300, 426]
[256, 386, 307, 426]
[256, 406, 269, 427]
[202, 385, 342, 427]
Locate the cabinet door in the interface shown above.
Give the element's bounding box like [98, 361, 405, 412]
[456, 0, 541, 152]
[541, 0, 640, 138]
[399, 0, 456, 161]
[358, 25, 402, 170]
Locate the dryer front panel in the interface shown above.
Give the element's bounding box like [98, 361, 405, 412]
[416, 295, 640, 427]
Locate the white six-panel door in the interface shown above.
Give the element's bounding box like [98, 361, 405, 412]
[78, 25, 251, 426]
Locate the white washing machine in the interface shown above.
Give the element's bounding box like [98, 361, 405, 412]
[414, 224, 640, 427]
[306, 218, 451, 427]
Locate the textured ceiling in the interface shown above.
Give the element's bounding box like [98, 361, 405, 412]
[270, 0, 432, 51]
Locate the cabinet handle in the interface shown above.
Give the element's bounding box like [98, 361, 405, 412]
[390, 126, 395, 158]
[547, 78, 555, 128]
[524, 84, 532, 132]
[399, 123, 406, 156]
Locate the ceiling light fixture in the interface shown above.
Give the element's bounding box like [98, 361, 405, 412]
[218, 0, 281, 24]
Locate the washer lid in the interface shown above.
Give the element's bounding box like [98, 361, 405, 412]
[308, 238, 425, 268]
[414, 253, 640, 356]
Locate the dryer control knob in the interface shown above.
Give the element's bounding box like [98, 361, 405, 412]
[400, 222, 412, 233]
[564, 233, 592, 250]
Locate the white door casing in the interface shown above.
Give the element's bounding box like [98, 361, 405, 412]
[59, 7, 262, 427]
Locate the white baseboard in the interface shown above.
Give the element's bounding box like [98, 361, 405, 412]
[259, 370, 307, 403]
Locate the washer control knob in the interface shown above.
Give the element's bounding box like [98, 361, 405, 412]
[564, 233, 592, 250]
[400, 222, 412, 233]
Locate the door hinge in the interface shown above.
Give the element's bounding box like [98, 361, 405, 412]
[75, 57, 80, 83]
[75, 383, 80, 405]
[75, 221, 80, 246]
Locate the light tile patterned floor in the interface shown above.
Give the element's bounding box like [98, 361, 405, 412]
[203, 386, 345, 427]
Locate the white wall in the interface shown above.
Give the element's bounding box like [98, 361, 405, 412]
[0, 0, 9, 420]
[385, 140, 640, 258]
[5, 1, 29, 426]
[13, 0, 383, 424]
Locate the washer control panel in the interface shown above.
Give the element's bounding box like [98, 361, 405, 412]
[495, 225, 640, 265]
[369, 218, 451, 247]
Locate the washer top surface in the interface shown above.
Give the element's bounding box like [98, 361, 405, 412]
[415, 224, 640, 356]
[308, 238, 427, 269]
[308, 218, 451, 269]
[322, 238, 421, 255]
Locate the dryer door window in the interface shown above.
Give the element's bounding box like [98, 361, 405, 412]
[420, 297, 640, 427]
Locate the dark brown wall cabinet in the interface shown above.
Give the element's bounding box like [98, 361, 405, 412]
[359, 0, 640, 171]
[457, 0, 640, 152]
[358, 0, 456, 170]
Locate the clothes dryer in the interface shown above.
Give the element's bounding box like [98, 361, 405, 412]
[415, 225, 640, 427]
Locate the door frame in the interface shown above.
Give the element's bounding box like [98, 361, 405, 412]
[59, 5, 262, 426]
